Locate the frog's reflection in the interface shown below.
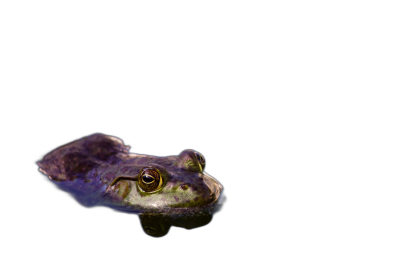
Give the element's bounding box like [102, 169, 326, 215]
[139, 212, 213, 237]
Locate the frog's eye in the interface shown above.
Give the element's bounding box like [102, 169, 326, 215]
[194, 152, 205, 164]
[194, 151, 206, 171]
[138, 167, 163, 192]
[175, 149, 206, 173]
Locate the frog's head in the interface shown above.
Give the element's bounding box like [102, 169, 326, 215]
[103, 149, 223, 213]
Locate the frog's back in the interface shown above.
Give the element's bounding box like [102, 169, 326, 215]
[38, 133, 128, 181]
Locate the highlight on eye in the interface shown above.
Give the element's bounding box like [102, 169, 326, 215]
[138, 167, 163, 192]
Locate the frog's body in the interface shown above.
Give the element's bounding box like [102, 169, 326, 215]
[37, 133, 223, 215]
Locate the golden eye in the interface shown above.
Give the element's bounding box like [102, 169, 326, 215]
[194, 152, 205, 164]
[138, 167, 163, 192]
[194, 151, 206, 171]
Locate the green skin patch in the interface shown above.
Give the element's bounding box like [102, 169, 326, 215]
[38, 133, 223, 214]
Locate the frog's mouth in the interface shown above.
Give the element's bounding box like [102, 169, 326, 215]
[103, 171, 223, 212]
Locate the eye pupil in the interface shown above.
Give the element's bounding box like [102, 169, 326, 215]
[143, 175, 154, 183]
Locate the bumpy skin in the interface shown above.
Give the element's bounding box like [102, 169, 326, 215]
[37, 134, 223, 215]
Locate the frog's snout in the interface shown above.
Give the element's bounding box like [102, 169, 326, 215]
[202, 172, 223, 204]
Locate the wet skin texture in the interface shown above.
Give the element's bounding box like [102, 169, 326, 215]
[37, 134, 223, 216]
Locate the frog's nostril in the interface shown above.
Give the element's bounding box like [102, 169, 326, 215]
[180, 183, 191, 190]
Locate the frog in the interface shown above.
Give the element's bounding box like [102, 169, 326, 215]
[37, 133, 223, 217]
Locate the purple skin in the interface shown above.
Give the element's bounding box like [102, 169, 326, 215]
[37, 134, 223, 215]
